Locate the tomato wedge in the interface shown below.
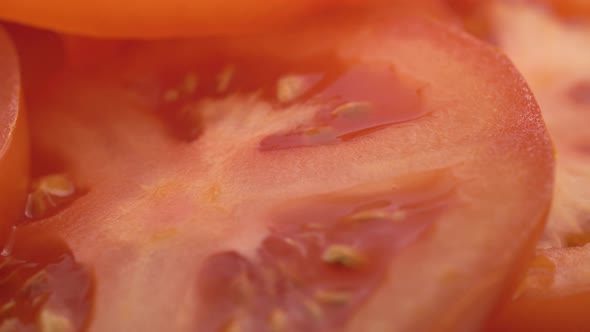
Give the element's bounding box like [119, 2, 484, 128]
[8, 12, 554, 332]
[0, 27, 29, 247]
[0, 0, 469, 39]
[0, 0, 395, 38]
[473, 2, 590, 331]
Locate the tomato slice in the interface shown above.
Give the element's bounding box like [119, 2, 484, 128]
[0, 0, 469, 39]
[11, 13, 553, 332]
[0, 27, 29, 248]
[0, 0, 396, 38]
[475, 2, 590, 331]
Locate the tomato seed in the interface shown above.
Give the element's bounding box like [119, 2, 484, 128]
[217, 65, 235, 93]
[331, 102, 371, 121]
[277, 75, 308, 103]
[321, 245, 364, 268]
[24, 174, 78, 221]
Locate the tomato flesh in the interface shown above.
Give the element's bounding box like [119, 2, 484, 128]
[3, 12, 554, 332]
[198, 171, 453, 332]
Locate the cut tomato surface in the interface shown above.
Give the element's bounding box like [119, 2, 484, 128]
[4, 12, 554, 332]
[476, 2, 590, 331]
[0, 27, 29, 247]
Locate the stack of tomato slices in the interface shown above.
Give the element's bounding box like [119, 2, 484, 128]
[0, 1, 588, 331]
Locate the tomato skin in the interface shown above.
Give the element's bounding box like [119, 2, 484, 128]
[0, 27, 29, 247]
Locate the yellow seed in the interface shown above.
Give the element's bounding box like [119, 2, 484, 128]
[37, 174, 76, 198]
[217, 65, 235, 93]
[322, 245, 364, 268]
[25, 174, 76, 219]
[303, 300, 323, 320]
[38, 310, 74, 332]
[163, 89, 180, 102]
[331, 102, 371, 120]
[182, 73, 198, 94]
[277, 75, 307, 103]
[314, 290, 352, 306]
[268, 308, 287, 332]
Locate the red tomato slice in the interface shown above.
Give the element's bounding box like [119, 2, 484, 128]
[0, 27, 29, 247]
[0, 0, 399, 38]
[477, 2, 590, 331]
[9, 13, 553, 332]
[0, 0, 465, 39]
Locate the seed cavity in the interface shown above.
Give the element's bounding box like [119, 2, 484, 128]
[197, 170, 455, 332]
[321, 245, 364, 268]
[1, 232, 94, 332]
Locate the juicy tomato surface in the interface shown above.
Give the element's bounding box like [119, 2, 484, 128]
[0, 27, 29, 247]
[462, 1, 590, 331]
[0, 10, 555, 332]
